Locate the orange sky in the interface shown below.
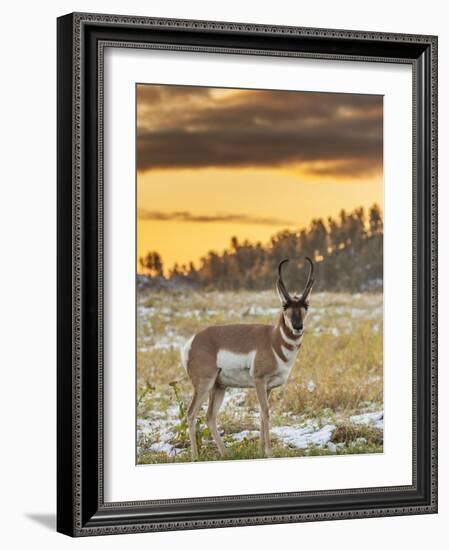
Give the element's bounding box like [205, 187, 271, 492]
[136, 85, 383, 273]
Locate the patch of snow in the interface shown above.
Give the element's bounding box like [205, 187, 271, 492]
[306, 379, 316, 393]
[152, 340, 175, 350]
[149, 442, 175, 454]
[271, 424, 335, 449]
[229, 422, 336, 450]
[137, 415, 185, 457]
[222, 388, 247, 409]
[206, 309, 219, 317]
[137, 419, 153, 437]
[349, 308, 366, 318]
[177, 310, 198, 319]
[147, 334, 187, 350]
[349, 306, 382, 320]
[137, 418, 176, 443]
[350, 411, 383, 429]
[138, 305, 155, 317]
[245, 305, 279, 316]
[138, 305, 173, 320]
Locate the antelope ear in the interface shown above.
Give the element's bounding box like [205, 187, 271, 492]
[276, 280, 289, 307]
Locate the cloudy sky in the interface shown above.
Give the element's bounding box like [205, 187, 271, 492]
[136, 84, 383, 272]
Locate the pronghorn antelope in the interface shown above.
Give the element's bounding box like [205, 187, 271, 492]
[180, 258, 315, 459]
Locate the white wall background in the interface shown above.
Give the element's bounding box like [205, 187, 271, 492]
[0, 1, 446, 548]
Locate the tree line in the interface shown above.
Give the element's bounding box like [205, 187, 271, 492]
[139, 204, 383, 293]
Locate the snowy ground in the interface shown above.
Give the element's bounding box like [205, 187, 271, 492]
[136, 289, 383, 463]
[137, 387, 384, 460]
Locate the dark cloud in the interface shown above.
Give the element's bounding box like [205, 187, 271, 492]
[138, 209, 292, 225]
[137, 84, 211, 104]
[136, 85, 383, 177]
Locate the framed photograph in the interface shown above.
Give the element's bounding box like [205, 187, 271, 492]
[57, 12, 438, 536]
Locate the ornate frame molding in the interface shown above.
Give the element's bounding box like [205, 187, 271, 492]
[57, 12, 438, 537]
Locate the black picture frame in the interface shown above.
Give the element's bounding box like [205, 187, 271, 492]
[57, 12, 438, 537]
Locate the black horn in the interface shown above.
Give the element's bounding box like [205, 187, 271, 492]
[277, 259, 292, 305]
[302, 256, 315, 299]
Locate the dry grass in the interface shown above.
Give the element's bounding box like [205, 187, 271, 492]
[137, 289, 383, 464]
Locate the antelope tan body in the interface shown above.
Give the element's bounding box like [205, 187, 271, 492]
[180, 258, 314, 460]
[182, 318, 303, 391]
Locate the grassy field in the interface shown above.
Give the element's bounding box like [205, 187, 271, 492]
[137, 288, 383, 464]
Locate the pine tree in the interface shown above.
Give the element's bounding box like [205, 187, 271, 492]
[142, 204, 383, 292]
[142, 251, 164, 277]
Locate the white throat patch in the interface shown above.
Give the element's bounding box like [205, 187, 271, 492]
[280, 326, 302, 347]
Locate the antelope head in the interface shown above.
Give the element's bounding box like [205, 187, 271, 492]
[276, 257, 315, 336]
